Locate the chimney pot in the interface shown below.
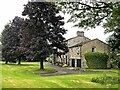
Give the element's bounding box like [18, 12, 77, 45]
[77, 31, 84, 37]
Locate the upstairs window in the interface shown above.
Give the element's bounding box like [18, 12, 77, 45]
[77, 47, 81, 54]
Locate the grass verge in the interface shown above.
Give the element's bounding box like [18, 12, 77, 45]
[1, 61, 119, 88]
[74, 68, 119, 73]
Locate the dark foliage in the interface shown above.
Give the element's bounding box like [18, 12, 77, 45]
[84, 52, 109, 69]
[1, 16, 25, 64]
[91, 74, 120, 85]
[22, 2, 68, 69]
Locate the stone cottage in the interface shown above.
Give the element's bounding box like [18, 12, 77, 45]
[58, 31, 110, 68]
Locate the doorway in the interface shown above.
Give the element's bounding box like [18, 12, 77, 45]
[72, 59, 75, 67]
[77, 59, 81, 67]
[65, 56, 67, 64]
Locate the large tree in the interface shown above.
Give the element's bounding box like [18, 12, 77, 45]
[59, 1, 119, 29]
[104, 3, 120, 67]
[2, 23, 11, 64]
[2, 16, 25, 64]
[22, 2, 68, 70]
[104, 3, 120, 51]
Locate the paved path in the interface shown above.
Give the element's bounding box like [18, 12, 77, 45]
[40, 63, 99, 76]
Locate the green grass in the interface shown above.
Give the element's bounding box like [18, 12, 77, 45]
[1, 61, 119, 88]
[91, 75, 120, 85]
[74, 68, 119, 73]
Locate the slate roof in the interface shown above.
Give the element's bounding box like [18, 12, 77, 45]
[69, 38, 109, 48]
[66, 36, 91, 48]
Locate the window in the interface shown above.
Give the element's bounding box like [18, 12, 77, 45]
[71, 48, 73, 52]
[92, 47, 96, 52]
[77, 47, 81, 54]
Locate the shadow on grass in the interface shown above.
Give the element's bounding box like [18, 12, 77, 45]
[24, 66, 57, 76]
[1, 63, 37, 66]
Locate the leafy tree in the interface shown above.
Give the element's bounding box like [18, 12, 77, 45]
[104, 3, 120, 67]
[58, 1, 115, 29]
[0, 34, 1, 43]
[1, 16, 25, 64]
[0, 35, 1, 60]
[2, 23, 14, 64]
[22, 2, 68, 70]
[104, 3, 120, 51]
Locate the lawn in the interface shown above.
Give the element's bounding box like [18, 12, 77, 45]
[0, 61, 119, 88]
[75, 68, 119, 73]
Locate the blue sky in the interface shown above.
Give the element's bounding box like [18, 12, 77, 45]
[0, 0, 112, 42]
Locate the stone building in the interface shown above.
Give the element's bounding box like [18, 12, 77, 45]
[59, 31, 110, 68]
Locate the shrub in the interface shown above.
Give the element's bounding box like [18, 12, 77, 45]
[91, 74, 120, 85]
[62, 64, 68, 67]
[84, 52, 109, 69]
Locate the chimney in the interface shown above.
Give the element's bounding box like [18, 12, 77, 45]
[77, 31, 84, 37]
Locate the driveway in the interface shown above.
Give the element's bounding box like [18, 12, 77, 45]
[40, 63, 100, 76]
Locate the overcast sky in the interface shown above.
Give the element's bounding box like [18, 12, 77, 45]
[0, 0, 112, 42]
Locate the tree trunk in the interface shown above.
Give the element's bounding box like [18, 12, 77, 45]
[5, 61, 8, 64]
[53, 54, 56, 65]
[18, 57, 21, 65]
[118, 61, 120, 68]
[40, 59, 44, 70]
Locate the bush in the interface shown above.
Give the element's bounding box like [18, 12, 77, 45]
[62, 64, 68, 67]
[84, 52, 109, 69]
[91, 74, 120, 85]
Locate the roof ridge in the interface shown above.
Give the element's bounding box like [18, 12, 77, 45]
[66, 35, 91, 41]
[69, 38, 109, 48]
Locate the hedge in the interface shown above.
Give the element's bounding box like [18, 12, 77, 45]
[84, 52, 109, 69]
